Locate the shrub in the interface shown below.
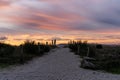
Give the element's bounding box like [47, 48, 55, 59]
[68, 40, 88, 56]
[0, 41, 51, 66]
[88, 46, 96, 57]
[22, 41, 50, 55]
[0, 43, 15, 64]
[22, 41, 38, 55]
[0, 43, 15, 57]
[96, 44, 103, 49]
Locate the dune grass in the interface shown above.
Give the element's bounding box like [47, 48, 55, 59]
[68, 40, 120, 74]
[0, 41, 53, 68]
[106, 68, 120, 74]
[0, 63, 11, 68]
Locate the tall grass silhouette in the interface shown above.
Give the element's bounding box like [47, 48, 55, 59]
[68, 40, 120, 74]
[0, 40, 52, 67]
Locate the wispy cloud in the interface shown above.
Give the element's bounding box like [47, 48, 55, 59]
[0, 36, 8, 40]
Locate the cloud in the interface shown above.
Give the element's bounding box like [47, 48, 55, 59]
[51, 37, 62, 40]
[0, 0, 120, 44]
[0, 0, 11, 6]
[105, 35, 120, 39]
[0, 36, 8, 40]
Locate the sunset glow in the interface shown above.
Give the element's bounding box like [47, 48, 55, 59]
[0, 0, 120, 45]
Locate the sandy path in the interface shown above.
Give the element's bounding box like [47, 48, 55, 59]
[0, 48, 120, 80]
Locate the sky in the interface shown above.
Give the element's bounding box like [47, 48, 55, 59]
[0, 0, 120, 45]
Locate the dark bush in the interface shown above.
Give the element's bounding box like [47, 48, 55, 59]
[22, 41, 38, 55]
[0, 43, 15, 57]
[22, 41, 50, 55]
[43, 45, 50, 52]
[68, 40, 88, 56]
[96, 44, 103, 49]
[88, 46, 96, 57]
[0, 41, 51, 66]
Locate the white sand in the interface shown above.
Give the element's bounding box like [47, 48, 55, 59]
[0, 48, 120, 80]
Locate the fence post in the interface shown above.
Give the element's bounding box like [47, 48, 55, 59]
[87, 47, 89, 57]
[78, 45, 80, 54]
[52, 40, 54, 46]
[20, 45, 24, 64]
[38, 43, 41, 53]
[21, 45, 23, 54]
[46, 42, 48, 45]
[54, 39, 56, 46]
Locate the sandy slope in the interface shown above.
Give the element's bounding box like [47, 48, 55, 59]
[0, 48, 120, 80]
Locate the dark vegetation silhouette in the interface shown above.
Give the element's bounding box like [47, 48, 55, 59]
[68, 40, 88, 56]
[1, 39, 120, 74]
[68, 40, 120, 74]
[68, 40, 95, 57]
[96, 44, 103, 49]
[0, 40, 55, 67]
